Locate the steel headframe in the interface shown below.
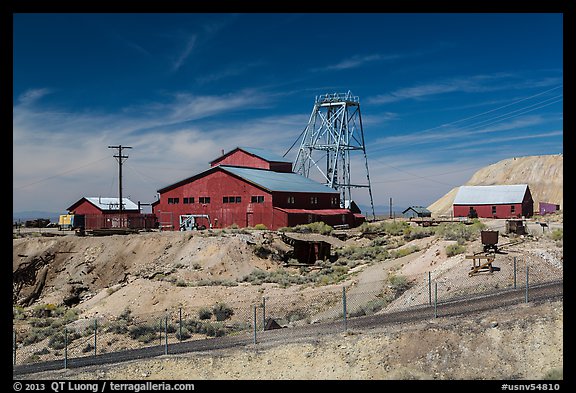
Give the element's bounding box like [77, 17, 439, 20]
[293, 91, 376, 220]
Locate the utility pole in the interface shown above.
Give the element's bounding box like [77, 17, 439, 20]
[108, 145, 132, 221]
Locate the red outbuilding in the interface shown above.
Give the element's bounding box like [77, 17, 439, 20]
[453, 184, 534, 219]
[66, 197, 156, 230]
[152, 147, 364, 230]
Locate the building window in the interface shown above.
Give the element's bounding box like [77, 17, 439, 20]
[492, 205, 497, 215]
[331, 197, 339, 206]
[199, 197, 210, 204]
[251, 196, 264, 203]
[183, 197, 194, 204]
[287, 196, 295, 204]
[510, 205, 516, 214]
[223, 196, 242, 204]
[168, 197, 179, 204]
[235, 196, 242, 203]
[310, 196, 318, 205]
[223, 196, 229, 203]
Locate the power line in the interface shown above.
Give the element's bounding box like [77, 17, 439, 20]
[13, 156, 110, 190]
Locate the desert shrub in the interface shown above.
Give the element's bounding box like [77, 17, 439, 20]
[361, 221, 410, 236]
[388, 273, 410, 293]
[549, 229, 563, 241]
[13, 306, 27, 320]
[253, 245, 272, 259]
[349, 298, 388, 317]
[175, 279, 188, 287]
[128, 324, 158, 343]
[240, 268, 307, 287]
[389, 246, 420, 259]
[283, 221, 333, 235]
[47, 330, 80, 350]
[212, 303, 234, 321]
[403, 226, 436, 241]
[176, 328, 192, 341]
[198, 307, 213, 320]
[445, 243, 466, 257]
[254, 224, 268, 230]
[542, 367, 563, 380]
[338, 245, 390, 261]
[436, 223, 478, 243]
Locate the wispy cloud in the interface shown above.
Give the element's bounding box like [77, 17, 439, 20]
[195, 61, 265, 85]
[311, 53, 403, 72]
[367, 74, 562, 105]
[12, 89, 307, 211]
[171, 34, 197, 72]
[17, 88, 53, 105]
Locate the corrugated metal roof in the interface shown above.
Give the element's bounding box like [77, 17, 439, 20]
[453, 184, 528, 205]
[85, 197, 139, 211]
[221, 166, 337, 194]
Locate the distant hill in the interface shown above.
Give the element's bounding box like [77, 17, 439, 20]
[427, 154, 563, 217]
[13, 211, 61, 223]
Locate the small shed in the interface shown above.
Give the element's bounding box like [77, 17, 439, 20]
[402, 206, 432, 218]
[539, 202, 560, 215]
[281, 233, 332, 264]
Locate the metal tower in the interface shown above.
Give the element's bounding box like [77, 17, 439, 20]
[292, 91, 376, 219]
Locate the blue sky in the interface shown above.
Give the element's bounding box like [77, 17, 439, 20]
[13, 13, 563, 215]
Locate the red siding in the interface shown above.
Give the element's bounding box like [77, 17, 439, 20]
[152, 169, 359, 230]
[70, 200, 104, 215]
[453, 204, 524, 219]
[210, 149, 292, 172]
[153, 170, 280, 230]
[211, 150, 270, 170]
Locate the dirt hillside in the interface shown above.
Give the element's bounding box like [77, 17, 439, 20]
[428, 154, 563, 217]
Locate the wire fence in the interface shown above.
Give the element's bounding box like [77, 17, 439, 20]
[13, 255, 563, 368]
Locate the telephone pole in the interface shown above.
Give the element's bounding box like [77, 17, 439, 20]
[108, 145, 132, 220]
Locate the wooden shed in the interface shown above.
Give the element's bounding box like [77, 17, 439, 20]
[402, 206, 432, 218]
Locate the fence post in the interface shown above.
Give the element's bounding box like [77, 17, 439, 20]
[159, 318, 163, 346]
[262, 297, 267, 331]
[94, 319, 98, 356]
[179, 308, 182, 342]
[342, 286, 347, 331]
[428, 271, 432, 305]
[164, 316, 168, 355]
[252, 305, 257, 344]
[525, 264, 529, 303]
[513, 257, 517, 289]
[434, 283, 438, 318]
[64, 327, 68, 369]
[13, 331, 16, 366]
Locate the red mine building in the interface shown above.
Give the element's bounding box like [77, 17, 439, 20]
[152, 147, 364, 230]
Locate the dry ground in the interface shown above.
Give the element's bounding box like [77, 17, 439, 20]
[13, 217, 563, 380]
[21, 299, 563, 380]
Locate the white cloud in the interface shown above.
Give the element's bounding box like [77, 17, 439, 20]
[367, 74, 562, 105]
[12, 91, 308, 212]
[171, 34, 197, 72]
[17, 88, 53, 105]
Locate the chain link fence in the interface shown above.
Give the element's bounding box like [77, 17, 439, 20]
[13, 255, 562, 368]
